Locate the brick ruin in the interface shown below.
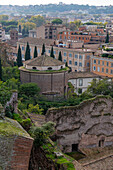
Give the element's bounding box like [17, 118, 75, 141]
[46, 96, 113, 153]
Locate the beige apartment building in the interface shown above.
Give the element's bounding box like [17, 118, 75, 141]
[17, 37, 94, 72]
[29, 23, 67, 40]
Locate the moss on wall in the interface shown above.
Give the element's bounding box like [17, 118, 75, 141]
[0, 118, 30, 138]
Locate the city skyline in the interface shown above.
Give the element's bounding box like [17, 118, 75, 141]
[0, 0, 113, 6]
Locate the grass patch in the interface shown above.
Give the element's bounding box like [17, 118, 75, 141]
[67, 151, 85, 160]
[20, 66, 69, 73]
[57, 157, 70, 164]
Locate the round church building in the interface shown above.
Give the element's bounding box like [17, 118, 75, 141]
[19, 55, 69, 99]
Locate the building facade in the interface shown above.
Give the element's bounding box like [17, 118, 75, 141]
[68, 72, 100, 94]
[17, 37, 94, 72]
[19, 55, 68, 99]
[10, 29, 18, 42]
[91, 54, 113, 77]
[0, 24, 5, 41]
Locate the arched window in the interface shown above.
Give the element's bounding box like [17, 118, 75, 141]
[99, 138, 105, 147]
[32, 67, 37, 70]
[48, 67, 52, 70]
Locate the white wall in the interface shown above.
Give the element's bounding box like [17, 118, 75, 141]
[68, 77, 100, 94]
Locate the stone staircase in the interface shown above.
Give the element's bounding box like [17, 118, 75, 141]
[28, 113, 46, 127]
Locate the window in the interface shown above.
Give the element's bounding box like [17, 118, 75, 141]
[79, 55, 82, 59]
[106, 68, 108, 73]
[87, 62, 89, 67]
[22, 54, 24, 58]
[102, 61, 104, 65]
[54, 50, 56, 54]
[64, 32, 66, 35]
[99, 139, 105, 147]
[98, 60, 100, 65]
[69, 60, 72, 64]
[48, 50, 50, 53]
[87, 55, 90, 59]
[32, 67, 36, 70]
[111, 63, 113, 67]
[38, 49, 40, 53]
[107, 62, 109, 67]
[111, 70, 113, 74]
[22, 46, 24, 51]
[60, 35, 62, 39]
[64, 52, 67, 56]
[69, 53, 72, 57]
[75, 61, 77, 66]
[97, 67, 100, 72]
[64, 59, 66, 63]
[78, 88, 82, 94]
[79, 79, 83, 86]
[68, 36, 70, 39]
[72, 144, 78, 152]
[93, 66, 96, 71]
[75, 54, 78, 58]
[48, 67, 52, 70]
[102, 68, 104, 72]
[79, 62, 82, 67]
[94, 60, 96, 64]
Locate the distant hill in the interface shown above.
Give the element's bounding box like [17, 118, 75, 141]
[0, 4, 113, 15]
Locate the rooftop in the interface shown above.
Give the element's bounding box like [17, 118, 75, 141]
[68, 72, 100, 79]
[24, 55, 64, 67]
[18, 37, 54, 46]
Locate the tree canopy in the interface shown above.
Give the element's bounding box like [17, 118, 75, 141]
[17, 45, 23, 67]
[50, 46, 55, 58]
[25, 42, 30, 61]
[34, 46, 38, 58]
[58, 51, 62, 61]
[52, 18, 63, 24]
[41, 44, 45, 55]
[105, 32, 109, 43]
[29, 15, 45, 27]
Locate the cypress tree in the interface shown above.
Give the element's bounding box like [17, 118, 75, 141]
[65, 62, 68, 67]
[105, 32, 109, 43]
[25, 42, 30, 61]
[41, 44, 45, 55]
[0, 58, 2, 81]
[50, 46, 55, 58]
[58, 51, 62, 61]
[34, 46, 38, 58]
[17, 45, 23, 67]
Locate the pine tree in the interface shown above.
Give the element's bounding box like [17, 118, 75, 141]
[0, 58, 2, 81]
[41, 44, 45, 55]
[25, 42, 30, 61]
[50, 46, 55, 58]
[34, 46, 38, 58]
[58, 51, 62, 61]
[17, 45, 23, 67]
[105, 32, 109, 43]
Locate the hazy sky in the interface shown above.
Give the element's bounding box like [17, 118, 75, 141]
[0, 0, 113, 6]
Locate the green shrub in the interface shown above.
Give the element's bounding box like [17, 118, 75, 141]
[28, 104, 43, 114]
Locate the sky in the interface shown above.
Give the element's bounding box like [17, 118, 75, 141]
[0, 0, 113, 6]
